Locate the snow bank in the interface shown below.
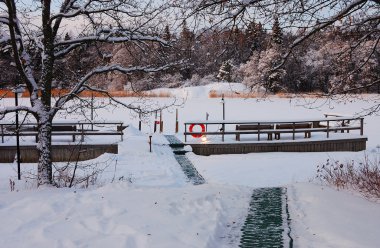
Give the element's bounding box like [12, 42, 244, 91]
[0, 184, 251, 248]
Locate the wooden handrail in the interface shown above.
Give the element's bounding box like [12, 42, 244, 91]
[184, 117, 364, 142]
[0, 121, 125, 143]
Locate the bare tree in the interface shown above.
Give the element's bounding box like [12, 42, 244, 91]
[0, 0, 174, 186]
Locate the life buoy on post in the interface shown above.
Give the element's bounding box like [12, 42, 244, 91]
[189, 124, 206, 138]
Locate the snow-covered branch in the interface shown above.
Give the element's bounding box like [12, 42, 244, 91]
[274, 0, 369, 71]
[0, 105, 37, 120]
[0, 15, 9, 24]
[53, 63, 177, 112]
[50, 0, 163, 23]
[56, 33, 169, 47]
[54, 32, 170, 58]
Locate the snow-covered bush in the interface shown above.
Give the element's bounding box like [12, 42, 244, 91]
[316, 155, 380, 199]
[160, 73, 182, 88]
[190, 74, 201, 86]
[53, 156, 117, 188]
[199, 74, 217, 85]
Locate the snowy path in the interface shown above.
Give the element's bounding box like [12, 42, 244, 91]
[165, 135, 294, 247]
[165, 135, 205, 185]
[239, 187, 292, 248]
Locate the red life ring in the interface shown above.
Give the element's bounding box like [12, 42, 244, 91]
[189, 124, 206, 138]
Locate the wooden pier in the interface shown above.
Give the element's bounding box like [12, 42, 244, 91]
[184, 116, 367, 155]
[188, 137, 367, 156]
[0, 143, 118, 163]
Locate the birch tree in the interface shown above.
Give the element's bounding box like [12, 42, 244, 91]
[0, 0, 173, 186]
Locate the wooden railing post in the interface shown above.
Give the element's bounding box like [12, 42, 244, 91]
[360, 118, 364, 135]
[1, 124, 4, 143]
[222, 122, 225, 142]
[327, 120, 330, 138]
[257, 123, 261, 141]
[292, 122, 295, 140]
[184, 124, 187, 142]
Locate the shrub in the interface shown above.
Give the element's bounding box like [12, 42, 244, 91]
[316, 154, 380, 199]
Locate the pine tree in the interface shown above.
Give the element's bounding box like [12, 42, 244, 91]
[217, 60, 233, 82]
[246, 20, 266, 53]
[163, 25, 171, 41]
[178, 21, 195, 79]
[271, 16, 283, 46]
[180, 21, 194, 45]
[64, 32, 71, 41]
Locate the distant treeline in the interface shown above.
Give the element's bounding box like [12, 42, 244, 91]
[1, 19, 379, 94]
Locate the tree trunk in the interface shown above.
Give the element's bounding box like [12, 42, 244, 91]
[36, 116, 53, 186]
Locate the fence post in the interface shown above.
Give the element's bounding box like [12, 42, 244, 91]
[184, 124, 187, 142]
[206, 112, 209, 132]
[360, 118, 364, 135]
[292, 122, 295, 140]
[258, 123, 261, 141]
[149, 135, 152, 152]
[139, 113, 142, 131]
[1, 125, 4, 143]
[327, 120, 330, 138]
[154, 110, 158, 132]
[160, 110, 163, 133]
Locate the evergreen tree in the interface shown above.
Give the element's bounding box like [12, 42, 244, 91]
[163, 25, 171, 41]
[178, 21, 195, 79]
[271, 16, 283, 46]
[217, 60, 233, 82]
[64, 32, 71, 41]
[245, 20, 266, 53]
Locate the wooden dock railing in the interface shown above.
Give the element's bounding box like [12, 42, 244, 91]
[184, 117, 364, 142]
[0, 121, 127, 143]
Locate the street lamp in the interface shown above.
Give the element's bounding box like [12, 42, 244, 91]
[220, 94, 226, 141]
[12, 84, 25, 180]
[221, 94, 225, 120]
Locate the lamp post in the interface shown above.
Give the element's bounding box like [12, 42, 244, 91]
[220, 94, 225, 141]
[221, 94, 225, 120]
[13, 85, 25, 180]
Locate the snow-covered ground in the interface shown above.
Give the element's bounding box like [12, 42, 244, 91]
[0, 83, 379, 247]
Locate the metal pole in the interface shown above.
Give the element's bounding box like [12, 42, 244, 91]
[206, 112, 209, 132]
[15, 92, 21, 180]
[222, 94, 225, 120]
[222, 95, 225, 141]
[175, 109, 179, 133]
[91, 92, 94, 131]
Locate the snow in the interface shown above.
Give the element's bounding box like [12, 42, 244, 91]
[288, 183, 380, 248]
[0, 83, 380, 247]
[0, 184, 252, 248]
